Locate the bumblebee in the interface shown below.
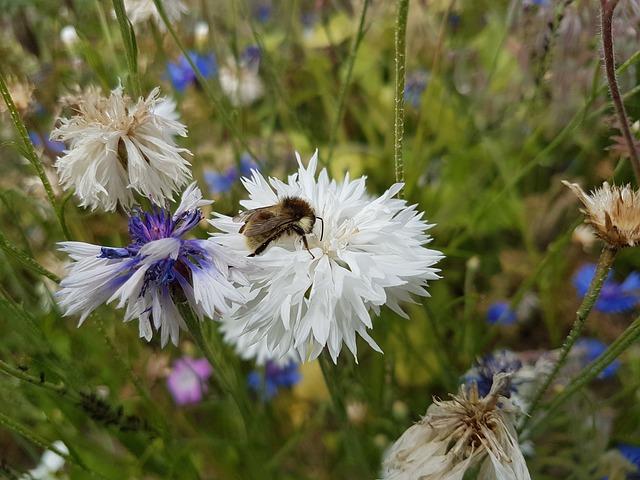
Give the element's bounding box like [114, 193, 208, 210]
[233, 196, 320, 257]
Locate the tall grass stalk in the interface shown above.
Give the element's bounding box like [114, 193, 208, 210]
[0, 73, 71, 240]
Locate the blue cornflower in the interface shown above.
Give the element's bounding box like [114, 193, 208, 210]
[204, 154, 259, 194]
[57, 183, 247, 347]
[28, 131, 65, 154]
[404, 70, 430, 108]
[602, 444, 640, 479]
[617, 444, 640, 477]
[462, 350, 523, 397]
[241, 45, 261, 70]
[167, 51, 217, 93]
[254, 4, 271, 22]
[572, 338, 620, 379]
[247, 360, 301, 400]
[486, 300, 518, 325]
[573, 264, 640, 313]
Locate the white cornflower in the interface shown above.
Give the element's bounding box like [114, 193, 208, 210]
[219, 46, 265, 107]
[123, 0, 187, 32]
[211, 151, 442, 363]
[382, 373, 531, 480]
[22, 441, 69, 480]
[60, 25, 79, 49]
[220, 304, 302, 366]
[57, 184, 247, 347]
[51, 85, 192, 212]
[562, 180, 640, 248]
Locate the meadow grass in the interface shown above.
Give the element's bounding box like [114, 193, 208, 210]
[1, 1, 640, 479]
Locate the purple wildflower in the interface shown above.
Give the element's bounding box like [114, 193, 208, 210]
[167, 357, 213, 406]
[57, 183, 247, 347]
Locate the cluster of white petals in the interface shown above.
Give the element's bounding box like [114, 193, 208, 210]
[51, 86, 192, 211]
[212, 151, 442, 363]
[219, 59, 265, 107]
[123, 0, 187, 32]
[382, 373, 531, 480]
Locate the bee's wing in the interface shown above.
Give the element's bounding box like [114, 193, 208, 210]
[232, 208, 267, 224]
[242, 215, 299, 237]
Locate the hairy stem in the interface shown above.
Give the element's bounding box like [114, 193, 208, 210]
[600, 0, 640, 181]
[521, 246, 617, 430]
[394, 0, 409, 196]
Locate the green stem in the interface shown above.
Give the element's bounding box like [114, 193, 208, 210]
[600, 0, 640, 182]
[326, 0, 371, 165]
[0, 73, 71, 240]
[112, 0, 141, 97]
[317, 352, 373, 475]
[0, 231, 60, 283]
[0, 359, 70, 397]
[522, 246, 617, 429]
[178, 303, 252, 431]
[544, 313, 640, 418]
[393, 0, 409, 195]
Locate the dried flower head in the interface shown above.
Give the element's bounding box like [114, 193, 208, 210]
[382, 373, 531, 480]
[562, 180, 640, 248]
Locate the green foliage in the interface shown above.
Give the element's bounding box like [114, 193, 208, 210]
[0, 0, 639, 478]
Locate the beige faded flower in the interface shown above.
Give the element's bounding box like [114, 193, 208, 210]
[562, 180, 640, 248]
[123, 0, 187, 32]
[382, 373, 531, 480]
[219, 47, 264, 107]
[0, 80, 35, 115]
[51, 86, 192, 211]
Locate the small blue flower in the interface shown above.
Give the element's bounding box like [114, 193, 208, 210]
[204, 154, 259, 194]
[167, 51, 217, 92]
[573, 264, 640, 313]
[29, 131, 65, 154]
[404, 70, 430, 108]
[254, 4, 271, 22]
[248, 360, 301, 400]
[463, 350, 522, 397]
[241, 45, 261, 70]
[486, 301, 518, 325]
[602, 444, 640, 479]
[573, 338, 620, 379]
